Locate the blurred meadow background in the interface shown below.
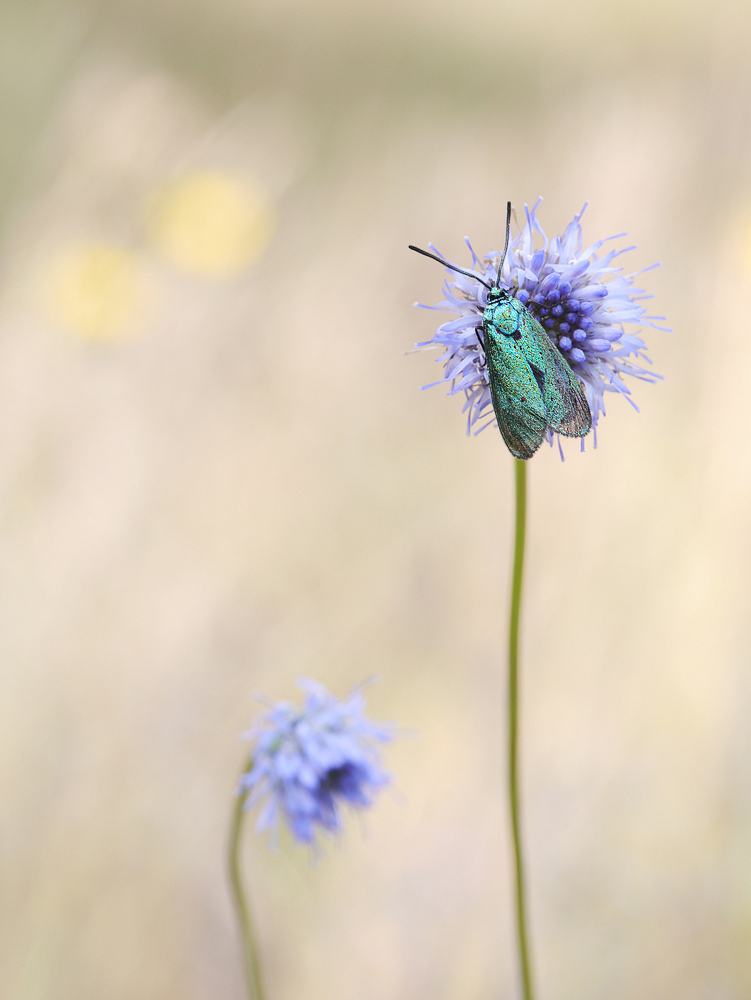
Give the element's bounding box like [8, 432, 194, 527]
[2, 0, 751, 998]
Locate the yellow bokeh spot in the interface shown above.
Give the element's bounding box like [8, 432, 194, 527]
[46, 243, 149, 341]
[149, 171, 273, 275]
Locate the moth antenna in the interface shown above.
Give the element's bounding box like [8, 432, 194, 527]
[496, 201, 512, 286]
[408, 245, 493, 291]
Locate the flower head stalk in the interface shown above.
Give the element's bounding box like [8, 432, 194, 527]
[238, 679, 393, 845]
[415, 199, 669, 452]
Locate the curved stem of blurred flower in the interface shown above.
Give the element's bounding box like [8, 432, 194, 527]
[228, 758, 267, 1000]
[508, 458, 535, 1000]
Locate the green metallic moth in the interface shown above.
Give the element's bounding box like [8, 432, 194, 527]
[410, 202, 592, 460]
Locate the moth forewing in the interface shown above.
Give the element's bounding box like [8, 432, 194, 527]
[514, 306, 592, 438]
[542, 343, 592, 437]
[483, 324, 548, 461]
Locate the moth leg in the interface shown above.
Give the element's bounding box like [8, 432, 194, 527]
[475, 327, 487, 368]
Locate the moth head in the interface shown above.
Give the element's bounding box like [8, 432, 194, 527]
[486, 286, 510, 304]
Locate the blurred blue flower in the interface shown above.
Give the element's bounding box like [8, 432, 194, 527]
[238, 679, 393, 844]
[415, 200, 669, 451]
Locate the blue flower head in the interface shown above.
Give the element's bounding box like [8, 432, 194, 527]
[415, 200, 669, 453]
[238, 679, 393, 845]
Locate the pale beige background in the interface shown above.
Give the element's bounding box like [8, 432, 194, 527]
[1, 1, 750, 998]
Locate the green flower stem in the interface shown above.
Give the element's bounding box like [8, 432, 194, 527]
[508, 458, 535, 1000]
[228, 759, 267, 1000]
